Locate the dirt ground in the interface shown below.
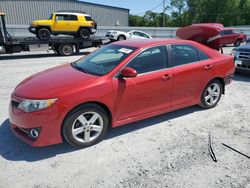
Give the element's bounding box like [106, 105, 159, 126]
[0, 47, 249, 188]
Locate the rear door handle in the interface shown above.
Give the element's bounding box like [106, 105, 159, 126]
[162, 74, 172, 81]
[205, 64, 213, 70]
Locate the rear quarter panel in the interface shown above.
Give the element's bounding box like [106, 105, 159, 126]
[195, 43, 235, 78]
[212, 55, 235, 78]
[79, 15, 92, 27]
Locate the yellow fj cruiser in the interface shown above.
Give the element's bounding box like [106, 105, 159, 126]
[29, 11, 97, 40]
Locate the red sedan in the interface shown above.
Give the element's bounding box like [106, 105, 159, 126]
[9, 39, 235, 148]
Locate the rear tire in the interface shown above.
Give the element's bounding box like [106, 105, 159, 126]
[58, 44, 74, 56]
[234, 40, 241, 47]
[200, 79, 222, 109]
[37, 28, 51, 40]
[62, 104, 109, 148]
[79, 28, 90, 39]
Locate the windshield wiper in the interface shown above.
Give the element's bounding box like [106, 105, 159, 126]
[71, 62, 102, 76]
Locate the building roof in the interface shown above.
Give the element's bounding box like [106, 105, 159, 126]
[1, 0, 130, 12]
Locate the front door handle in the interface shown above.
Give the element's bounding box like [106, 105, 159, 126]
[162, 74, 172, 81]
[205, 64, 213, 70]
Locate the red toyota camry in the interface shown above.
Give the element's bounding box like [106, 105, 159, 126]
[9, 39, 235, 148]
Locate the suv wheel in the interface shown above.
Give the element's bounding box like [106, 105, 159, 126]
[79, 28, 90, 39]
[37, 28, 51, 40]
[234, 40, 241, 47]
[62, 104, 109, 148]
[200, 79, 222, 109]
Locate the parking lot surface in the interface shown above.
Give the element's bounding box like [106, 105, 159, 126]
[0, 47, 249, 188]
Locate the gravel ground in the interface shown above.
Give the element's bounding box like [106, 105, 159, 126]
[0, 47, 249, 188]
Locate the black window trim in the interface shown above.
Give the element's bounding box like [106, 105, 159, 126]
[114, 45, 170, 78]
[168, 43, 211, 68]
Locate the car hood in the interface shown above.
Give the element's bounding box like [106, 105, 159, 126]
[14, 64, 99, 99]
[32, 20, 52, 26]
[237, 44, 250, 52]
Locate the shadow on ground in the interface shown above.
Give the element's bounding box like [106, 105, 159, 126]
[0, 52, 90, 60]
[0, 105, 202, 162]
[233, 72, 250, 82]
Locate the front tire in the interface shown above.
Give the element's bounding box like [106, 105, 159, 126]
[200, 79, 222, 109]
[117, 35, 126, 41]
[37, 28, 51, 40]
[62, 104, 109, 148]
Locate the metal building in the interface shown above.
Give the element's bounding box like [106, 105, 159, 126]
[0, 0, 129, 26]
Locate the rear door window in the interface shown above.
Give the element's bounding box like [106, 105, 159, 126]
[170, 44, 209, 67]
[68, 15, 78, 21]
[55, 14, 78, 21]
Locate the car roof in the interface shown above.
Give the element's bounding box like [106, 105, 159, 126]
[114, 38, 222, 58]
[54, 12, 90, 16]
[113, 38, 200, 48]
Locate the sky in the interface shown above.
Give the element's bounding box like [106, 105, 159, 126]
[78, 0, 164, 15]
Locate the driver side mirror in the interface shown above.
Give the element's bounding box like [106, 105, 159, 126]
[120, 67, 137, 78]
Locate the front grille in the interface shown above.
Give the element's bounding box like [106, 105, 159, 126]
[11, 100, 20, 108]
[238, 51, 250, 60]
[237, 64, 250, 69]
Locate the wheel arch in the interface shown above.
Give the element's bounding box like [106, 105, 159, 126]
[36, 26, 52, 33]
[118, 34, 126, 40]
[61, 101, 113, 139]
[205, 77, 225, 94]
[78, 26, 91, 33]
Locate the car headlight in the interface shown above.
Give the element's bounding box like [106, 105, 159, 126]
[18, 98, 57, 113]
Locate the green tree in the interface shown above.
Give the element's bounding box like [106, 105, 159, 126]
[129, 0, 250, 27]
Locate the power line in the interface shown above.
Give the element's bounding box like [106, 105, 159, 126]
[134, 1, 163, 15]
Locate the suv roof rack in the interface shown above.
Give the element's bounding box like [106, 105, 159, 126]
[56, 10, 86, 14]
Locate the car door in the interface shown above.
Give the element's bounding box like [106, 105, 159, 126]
[169, 44, 215, 107]
[112, 45, 173, 121]
[220, 30, 234, 44]
[225, 30, 235, 44]
[53, 14, 79, 32]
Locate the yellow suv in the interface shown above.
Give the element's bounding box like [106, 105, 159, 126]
[29, 11, 97, 40]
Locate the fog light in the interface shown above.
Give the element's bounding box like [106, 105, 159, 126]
[29, 128, 40, 139]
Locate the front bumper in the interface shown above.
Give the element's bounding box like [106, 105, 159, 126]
[224, 74, 234, 85]
[28, 26, 36, 34]
[106, 33, 118, 41]
[90, 27, 96, 34]
[9, 96, 63, 147]
[235, 59, 250, 73]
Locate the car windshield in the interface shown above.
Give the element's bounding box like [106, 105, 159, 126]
[72, 44, 137, 76]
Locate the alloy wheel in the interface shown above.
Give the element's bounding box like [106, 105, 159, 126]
[72, 111, 104, 143]
[204, 83, 221, 106]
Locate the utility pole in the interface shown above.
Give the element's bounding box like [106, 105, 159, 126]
[162, 0, 167, 27]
